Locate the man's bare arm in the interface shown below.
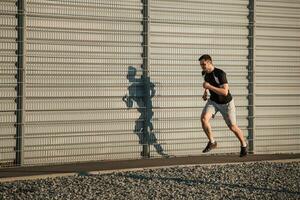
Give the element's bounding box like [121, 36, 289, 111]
[203, 82, 229, 96]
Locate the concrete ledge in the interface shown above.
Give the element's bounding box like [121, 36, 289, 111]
[0, 154, 299, 181]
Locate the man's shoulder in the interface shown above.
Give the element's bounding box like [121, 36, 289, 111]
[214, 67, 226, 76]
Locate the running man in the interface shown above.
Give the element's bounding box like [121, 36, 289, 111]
[199, 54, 247, 157]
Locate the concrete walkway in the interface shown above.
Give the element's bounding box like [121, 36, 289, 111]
[0, 154, 299, 182]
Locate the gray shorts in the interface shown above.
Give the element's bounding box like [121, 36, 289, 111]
[202, 99, 237, 127]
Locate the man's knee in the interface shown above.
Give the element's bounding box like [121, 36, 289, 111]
[201, 113, 211, 125]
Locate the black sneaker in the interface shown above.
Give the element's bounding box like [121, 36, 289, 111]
[202, 141, 217, 153]
[240, 146, 247, 157]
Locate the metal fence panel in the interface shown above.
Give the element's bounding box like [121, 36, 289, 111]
[0, 0, 18, 166]
[24, 0, 144, 165]
[1, 0, 299, 167]
[256, 0, 300, 153]
[149, 0, 250, 157]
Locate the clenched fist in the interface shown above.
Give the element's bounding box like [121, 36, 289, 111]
[203, 81, 211, 89]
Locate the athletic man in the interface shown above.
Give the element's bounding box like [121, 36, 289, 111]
[199, 54, 247, 157]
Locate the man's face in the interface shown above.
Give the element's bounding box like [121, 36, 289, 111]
[200, 59, 210, 72]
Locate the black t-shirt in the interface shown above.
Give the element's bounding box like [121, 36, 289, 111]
[204, 67, 232, 104]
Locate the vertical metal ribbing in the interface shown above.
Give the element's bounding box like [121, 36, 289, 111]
[248, 0, 256, 154]
[142, 0, 151, 158]
[16, 0, 26, 166]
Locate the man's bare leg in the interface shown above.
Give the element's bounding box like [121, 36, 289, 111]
[201, 112, 214, 142]
[201, 112, 218, 153]
[229, 124, 247, 147]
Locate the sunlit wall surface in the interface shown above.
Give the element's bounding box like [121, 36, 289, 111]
[0, 0, 299, 167]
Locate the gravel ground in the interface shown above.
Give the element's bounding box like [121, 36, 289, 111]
[0, 161, 299, 200]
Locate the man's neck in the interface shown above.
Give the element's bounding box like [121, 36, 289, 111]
[207, 65, 215, 73]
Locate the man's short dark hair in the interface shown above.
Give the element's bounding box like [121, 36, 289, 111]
[198, 54, 212, 62]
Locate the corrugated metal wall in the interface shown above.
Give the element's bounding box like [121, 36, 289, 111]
[24, 0, 144, 165]
[0, 0, 17, 166]
[255, 0, 300, 153]
[0, 0, 299, 167]
[150, 0, 250, 157]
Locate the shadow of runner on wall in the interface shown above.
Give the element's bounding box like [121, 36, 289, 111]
[122, 66, 169, 157]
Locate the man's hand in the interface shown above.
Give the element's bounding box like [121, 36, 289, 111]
[203, 81, 211, 90]
[202, 89, 208, 101]
[203, 82, 229, 96]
